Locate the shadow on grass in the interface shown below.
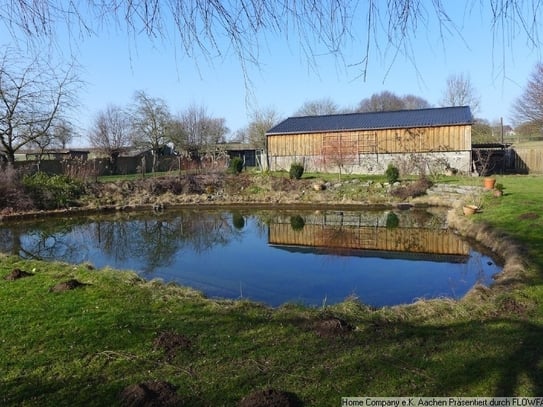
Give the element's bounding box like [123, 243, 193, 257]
[340, 317, 543, 396]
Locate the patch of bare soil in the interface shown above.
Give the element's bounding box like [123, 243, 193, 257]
[239, 388, 302, 407]
[119, 381, 182, 407]
[314, 317, 355, 337]
[518, 212, 540, 220]
[49, 279, 89, 292]
[153, 331, 192, 360]
[4, 268, 33, 280]
[271, 177, 312, 193]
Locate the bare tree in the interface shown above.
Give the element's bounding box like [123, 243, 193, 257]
[294, 98, 339, 116]
[52, 119, 75, 149]
[320, 134, 358, 180]
[165, 118, 188, 153]
[2, 2, 541, 81]
[247, 108, 281, 150]
[402, 95, 432, 110]
[440, 73, 480, 115]
[178, 104, 229, 152]
[130, 91, 172, 173]
[357, 91, 430, 112]
[88, 105, 131, 174]
[0, 48, 79, 163]
[512, 63, 543, 133]
[358, 91, 404, 112]
[205, 118, 229, 146]
[471, 119, 495, 144]
[230, 128, 248, 143]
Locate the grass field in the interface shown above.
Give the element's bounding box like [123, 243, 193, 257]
[1, 174, 543, 406]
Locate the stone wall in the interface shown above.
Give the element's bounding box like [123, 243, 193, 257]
[268, 151, 472, 176]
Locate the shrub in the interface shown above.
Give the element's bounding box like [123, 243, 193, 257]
[0, 166, 34, 212]
[23, 172, 85, 209]
[385, 164, 400, 184]
[385, 212, 399, 228]
[232, 212, 245, 229]
[390, 176, 433, 200]
[290, 215, 305, 231]
[228, 157, 244, 174]
[289, 163, 304, 180]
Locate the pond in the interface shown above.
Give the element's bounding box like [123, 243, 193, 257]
[0, 207, 501, 307]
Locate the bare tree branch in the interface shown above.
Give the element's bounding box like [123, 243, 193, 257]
[0, 48, 80, 163]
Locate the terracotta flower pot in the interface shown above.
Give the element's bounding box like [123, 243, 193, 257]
[463, 205, 478, 216]
[483, 177, 496, 190]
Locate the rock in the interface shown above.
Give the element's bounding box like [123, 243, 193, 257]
[312, 182, 325, 191]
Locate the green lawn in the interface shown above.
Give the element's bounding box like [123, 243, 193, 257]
[1, 175, 543, 406]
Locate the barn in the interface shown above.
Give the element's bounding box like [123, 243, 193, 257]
[266, 106, 473, 175]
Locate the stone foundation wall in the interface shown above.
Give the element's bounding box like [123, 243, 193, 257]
[268, 151, 471, 176]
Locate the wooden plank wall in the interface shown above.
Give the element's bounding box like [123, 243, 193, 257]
[269, 224, 470, 256]
[513, 148, 543, 174]
[267, 125, 471, 157]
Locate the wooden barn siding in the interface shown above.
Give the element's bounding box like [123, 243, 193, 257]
[513, 148, 543, 174]
[269, 224, 470, 256]
[267, 125, 471, 157]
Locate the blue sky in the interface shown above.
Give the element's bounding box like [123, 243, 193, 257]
[3, 2, 542, 145]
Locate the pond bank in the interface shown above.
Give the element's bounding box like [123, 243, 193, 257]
[0, 176, 523, 301]
[2, 175, 541, 404]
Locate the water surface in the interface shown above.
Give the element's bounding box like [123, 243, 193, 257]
[0, 208, 501, 307]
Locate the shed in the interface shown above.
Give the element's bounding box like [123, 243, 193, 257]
[266, 106, 473, 175]
[216, 142, 260, 167]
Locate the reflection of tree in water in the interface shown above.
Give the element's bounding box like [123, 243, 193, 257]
[0, 211, 243, 274]
[0, 221, 85, 261]
[0, 229, 16, 253]
[87, 211, 242, 274]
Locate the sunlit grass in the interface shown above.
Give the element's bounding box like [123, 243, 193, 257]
[2, 175, 543, 405]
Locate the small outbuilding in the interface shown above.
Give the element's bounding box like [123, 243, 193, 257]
[266, 106, 473, 175]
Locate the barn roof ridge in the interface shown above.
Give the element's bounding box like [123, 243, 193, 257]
[267, 105, 473, 135]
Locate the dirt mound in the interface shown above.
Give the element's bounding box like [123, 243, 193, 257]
[4, 268, 33, 280]
[49, 279, 89, 292]
[153, 331, 192, 360]
[239, 388, 302, 407]
[314, 317, 355, 337]
[119, 381, 182, 407]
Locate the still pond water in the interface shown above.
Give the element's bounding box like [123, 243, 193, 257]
[0, 208, 501, 307]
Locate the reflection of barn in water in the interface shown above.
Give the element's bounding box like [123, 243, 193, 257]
[268, 211, 471, 262]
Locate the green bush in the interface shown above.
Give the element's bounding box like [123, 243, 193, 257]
[290, 215, 305, 231]
[232, 212, 245, 229]
[228, 157, 244, 174]
[385, 212, 399, 228]
[385, 164, 400, 184]
[23, 172, 84, 209]
[289, 163, 304, 180]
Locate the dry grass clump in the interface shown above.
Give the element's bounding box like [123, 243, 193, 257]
[0, 166, 35, 213]
[448, 206, 529, 291]
[391, 177, 433, 200]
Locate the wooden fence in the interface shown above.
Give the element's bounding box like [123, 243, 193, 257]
[512, 148, 543, 174]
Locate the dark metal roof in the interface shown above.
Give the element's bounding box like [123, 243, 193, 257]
[267, 106, 473, 135]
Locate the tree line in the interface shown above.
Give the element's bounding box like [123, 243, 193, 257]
[2, 44, 543, 171]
